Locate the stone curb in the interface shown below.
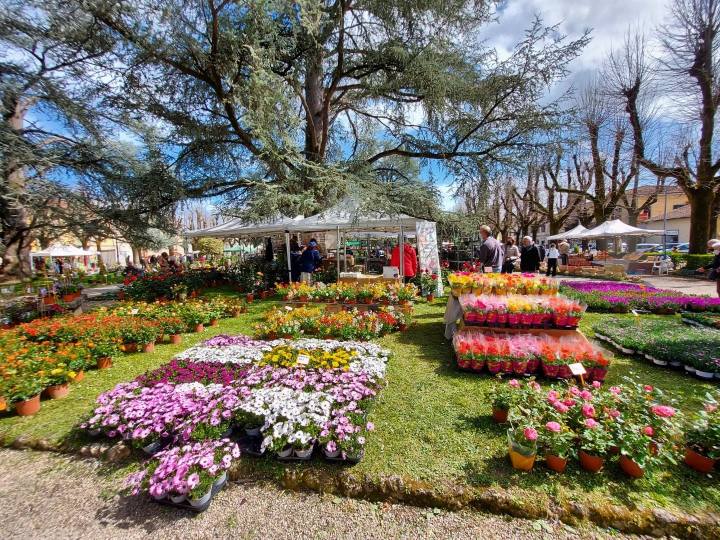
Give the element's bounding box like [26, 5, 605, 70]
[5, 436, 720, 539]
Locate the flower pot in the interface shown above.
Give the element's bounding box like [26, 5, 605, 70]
[0, 396, 6, 412]
[684, 447, 716, 474]
[46, 383, 69, 399]
[42, 295, 57, 305]
[260, 291, 269, 299]
[188, 489, 212, 509]
[142, 440, 162, 455]
[487, 361, 503, 374]
[619, 455, 644, 478]
[246, 293, 254, 303]
[323, 447, 341, 459]
[170, 334, 182, 345]
[97, 357, 113, 369]
[123, 342, 138, 353]
[72, 370, 85, 383]
[545, 454, 567, 473]
[277, 446, 293, 458]
[579, 450, 604, 473]
[142, 342, 155, 353]
[695, 369, 715, 380]
[245, 426, 261, 437]
[492, 407, 509, 423]
[170, 494, 186, 504]
[62, 292, 80, 303]
[14, 395, 41, 416]
[426, 294, 434, 302]
[212, 471, 227, 489]
[194, 323, 205, 333]
[508, 448, 536, 471]
[684, 364, 696, 374]
[652, 358, 668, 367]
[209, 319, 219, 327]
[669, 360, 683, 368]
[293, 446, 313, 459]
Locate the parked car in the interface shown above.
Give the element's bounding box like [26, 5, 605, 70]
[635, 243, 661, 253]
[674, 243, 689, 253]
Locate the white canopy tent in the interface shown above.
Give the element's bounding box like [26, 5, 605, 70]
[546, 224, 587, 241]
[184, 198, 441, 293]
[575, 219, 666, 239]
[31, 245, 97, 257]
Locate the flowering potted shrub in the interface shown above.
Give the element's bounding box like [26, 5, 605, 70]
[684, 393, 719, 473]
[7, 373, 45, 416]
[236, 410, 264, 437]
[57, 283, 83, 303]
[44, 364, 75, 399]
[578, 419, 612, 472]
[541, 420, 575, 473]
[159, 317, 186, 344]
[121, 322, 159, 353]
[488, 378, 518, 423]
[507, 424, 538, 471]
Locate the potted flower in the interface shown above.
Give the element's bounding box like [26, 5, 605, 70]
[57, 283, 83, 303]
[237, 410, 264, 437]
[7, 373, 45, 416]
[91, 338, 120, 369]
[578, 419, 612, 472]
[159, 317, 186, 344]
[507, 424, 538, 471]
[541, 420, 575, 473]
[44, 364, 75, 399]
[488, 379, 518, 423]
[684, 393, 719, 473]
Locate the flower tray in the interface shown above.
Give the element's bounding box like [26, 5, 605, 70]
[276, 450, 314, 462]
[151, 474, 227, 513]
[323, 450, 363, 465]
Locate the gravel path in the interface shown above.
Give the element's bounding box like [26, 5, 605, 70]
[0, 449, 634, 540]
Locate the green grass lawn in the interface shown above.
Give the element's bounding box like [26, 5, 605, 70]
[1, 295, 718, 515]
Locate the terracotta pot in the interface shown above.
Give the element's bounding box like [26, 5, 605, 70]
[42, 295, 57, 305]
[684, 447, 716, 474]
[14, 395, 41, 416]
[260, 290, 269, 299]
[195, 323, 205, 333]
[62, 292, 80, 303]
[398, 323, 408, 332]
[509, 448, 536, 471]
[231, 310, 242, 318]
[579, 450, 604, 473]
[492, 407, 509, 423]
[123, 342, 138, 353]
[0, 395, 6, 412]
[426, 294, 434, 302]
[209, 319, 219, 327]
[142, 342, 155, 353]
[46, 383, 70, 399]
[72, 370, 85, 383]
[545, 454, 568, 473]
[170, 334, 182, 345]
[619, 455, 644, 478]
[246, 293, 254, 303]
[97, 357, 113, 369]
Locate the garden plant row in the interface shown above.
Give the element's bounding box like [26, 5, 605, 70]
[592, 317, 720, 379]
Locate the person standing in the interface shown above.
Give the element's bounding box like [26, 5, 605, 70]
[502, 238, 520, 273]
[390, 241, 418, 281]
[476, 225, 504, 273]
[545, 242, 560, 277]
[299, 239, 322, 283]
[520, 236, 541, 273]
[698, 240, 720, 297]
[558, 239, 570, 266]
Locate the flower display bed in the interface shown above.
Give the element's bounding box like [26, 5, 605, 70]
[0, 297, 246, 415]
[82, 335, 388, 506]
[276, 282, 418, 305]
[453, 328, 610, 381]
[682, 312, 720, 330]
[496, 377, 719, 479]
[592, 317, 720, 380]
[561, 280, 720, 314]
[459, 294, 585, 329]
[253, 305, 409, 340]
[448, 273, 559, 297]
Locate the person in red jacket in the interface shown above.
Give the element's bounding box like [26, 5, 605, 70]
[390, 242, 418, 280]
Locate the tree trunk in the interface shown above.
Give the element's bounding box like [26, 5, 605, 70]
[711, 192, 719, 240]
[625, 212, 640, 252]
[95, 239, 106, 272]
[687, 188, 715, 253]
[131, 246, 141, 265]
[304, 47, 325, 165]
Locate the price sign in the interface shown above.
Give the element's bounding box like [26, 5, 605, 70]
[569, 363, 587, 376]
[131, 308, 139, 315]
[296, 355, 310, 366]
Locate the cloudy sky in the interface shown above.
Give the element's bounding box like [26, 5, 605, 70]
[437, 0, 672, 209]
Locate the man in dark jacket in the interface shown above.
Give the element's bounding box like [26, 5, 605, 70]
[299, 239, 322, 282]
[476, 225, 504, 273]
[520, 236, 541, 273]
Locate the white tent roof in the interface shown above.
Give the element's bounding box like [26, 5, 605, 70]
[575, 219, 666, 239]
[185, 198, 428, 238]
[546, 224, 587, 241]
[185, 215, 305, 238]
[31, 245, 97, 257]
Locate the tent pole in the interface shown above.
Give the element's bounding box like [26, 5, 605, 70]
[343, 233, 347, 272]
[336, 225, 341, 282]
[284, 231, 292, 283]
[399, 225, 404, 281]
[366, 234, 370, 273]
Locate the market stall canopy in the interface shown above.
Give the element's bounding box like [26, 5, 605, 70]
[291, 198, 423, 232]
[185, 215, 305, 238]
[546, 224, 587, 241]
[31, 245, 97, 257]
[575, 219, 666, 239]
